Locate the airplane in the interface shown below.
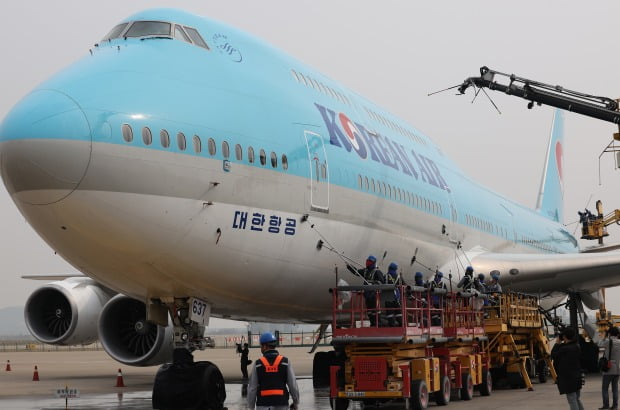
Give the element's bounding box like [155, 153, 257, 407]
[2, 7, 620, 407]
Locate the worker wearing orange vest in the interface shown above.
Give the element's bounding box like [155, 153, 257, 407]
[247, 332, 299, 410]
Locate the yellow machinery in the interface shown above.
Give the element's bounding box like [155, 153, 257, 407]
[483, 292, 557, 390]
[596, 289, 620, 336]
[580, 200, 620, 244]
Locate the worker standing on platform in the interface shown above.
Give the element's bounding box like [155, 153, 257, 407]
[385, 262, 401, 326]
[486, 271, 502, 293]
[474, 273, 487, 293]
[598, 326, 620, 410]
[414, 272, 425, 287]
[247, 332, 299, 410]
[457, 266, 475, 290]
[428, 271, 446, 325]
[347, 255, 385, 325]
[551, 327, 585, 410]
[429, 271, 446, 290]
[347, 255, 385, 285]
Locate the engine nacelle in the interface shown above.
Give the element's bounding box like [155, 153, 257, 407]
[98, 295, 173, 366]
[24, 277, 112, 345]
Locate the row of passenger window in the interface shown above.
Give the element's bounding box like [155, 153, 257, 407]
[291, 69, 351, 107]
[465, 214, 507, 238]
[362, 106, 426, 146]
[291, 68, 426, 147]
[519, 236, 557, 253]
[465, 213, 558, 252]
[358, 174, 442, 216]
[120, 124, 289, 170]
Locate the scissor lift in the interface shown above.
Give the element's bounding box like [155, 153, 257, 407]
[483, 292, 557, 390]
[328, 285, 491, 410]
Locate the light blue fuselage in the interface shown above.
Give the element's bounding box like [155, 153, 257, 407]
[0, 9, 577, 322]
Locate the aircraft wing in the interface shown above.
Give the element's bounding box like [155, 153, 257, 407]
[22, 274, 85, 280]
[471, 251, 620, 301]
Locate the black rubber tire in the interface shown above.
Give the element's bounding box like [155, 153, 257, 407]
[313, 350, 346, 388]
[460, 373, 474, 401]
[434, 375, 451, 405]
[201, 362, 226, 410]
[479, 370, 492, 396]
[329, 398, 350, 410]
[152, 360, 226, 410]
[313, 351, 330, 388]
[411, 379, 429, 410]
[450, 382, 462, 401]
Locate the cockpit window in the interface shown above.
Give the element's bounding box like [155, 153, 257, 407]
[183, 26, 209, 49]
[174, 25, 191, 43]
[100, 21, 209, 51]
[102, 23, 128, 41]
[124, 21, 171, 38]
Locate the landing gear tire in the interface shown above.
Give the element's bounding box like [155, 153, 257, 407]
[152, 351, 226, 410]
[460, 373, 474, 401]
[479, 369, 492, 396]
[434, 375, 451, 405]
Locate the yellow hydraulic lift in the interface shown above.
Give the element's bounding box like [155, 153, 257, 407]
[580, 200, 620, 244]
[596, 289, 620, 336]
[483, 292, 557, 390]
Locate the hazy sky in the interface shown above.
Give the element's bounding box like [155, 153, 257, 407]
[2, 1, 620, 315]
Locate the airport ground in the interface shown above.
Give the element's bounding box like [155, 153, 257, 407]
[0, 348, 611, 409]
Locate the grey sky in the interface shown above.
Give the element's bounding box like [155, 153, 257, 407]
[1, 1, 620, 315]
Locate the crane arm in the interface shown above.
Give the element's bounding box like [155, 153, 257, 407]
[459, 66, 620, 124]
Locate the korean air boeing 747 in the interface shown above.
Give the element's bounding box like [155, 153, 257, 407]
[2, 8, 620, 408]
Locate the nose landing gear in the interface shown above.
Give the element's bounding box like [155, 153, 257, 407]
[151, 298, 226, 410]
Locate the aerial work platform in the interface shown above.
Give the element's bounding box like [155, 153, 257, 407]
[329, 285, 490, 409]
[484, 292, 556, 390]
[327, 285, 554, 409]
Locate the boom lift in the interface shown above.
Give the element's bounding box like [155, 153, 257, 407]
[457, 66, 620, 165]
[579, 200, 620, 244]
[458, 66, 620, 124]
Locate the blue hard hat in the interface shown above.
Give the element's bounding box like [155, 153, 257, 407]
[490, 271, 500, 280]
[435, 271, 443, 278]
[388, 262, 398, 271]
[465, 266, 474, 273]
[415, 272, 423, 278]
[367, 255, 377, 263]
[478, 273, 485, 281]
[259, 332, 277, 345]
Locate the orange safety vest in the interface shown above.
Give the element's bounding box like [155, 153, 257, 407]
[259, 355, 284, 396]
[256, 354, 289, 406]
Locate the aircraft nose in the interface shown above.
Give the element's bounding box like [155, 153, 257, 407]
[0, 90, 92, 205]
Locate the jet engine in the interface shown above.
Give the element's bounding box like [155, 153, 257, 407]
[24, 277, 113, 345]
[98, 295, 173, 366]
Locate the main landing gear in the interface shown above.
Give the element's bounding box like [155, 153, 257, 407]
[152, 298, 226, 410]
[540, 292, 599, 373]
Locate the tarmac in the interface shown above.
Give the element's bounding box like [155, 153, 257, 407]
[0, 348, 611, 409]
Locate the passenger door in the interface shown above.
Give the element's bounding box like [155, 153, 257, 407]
[303, 130, 329, 212]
